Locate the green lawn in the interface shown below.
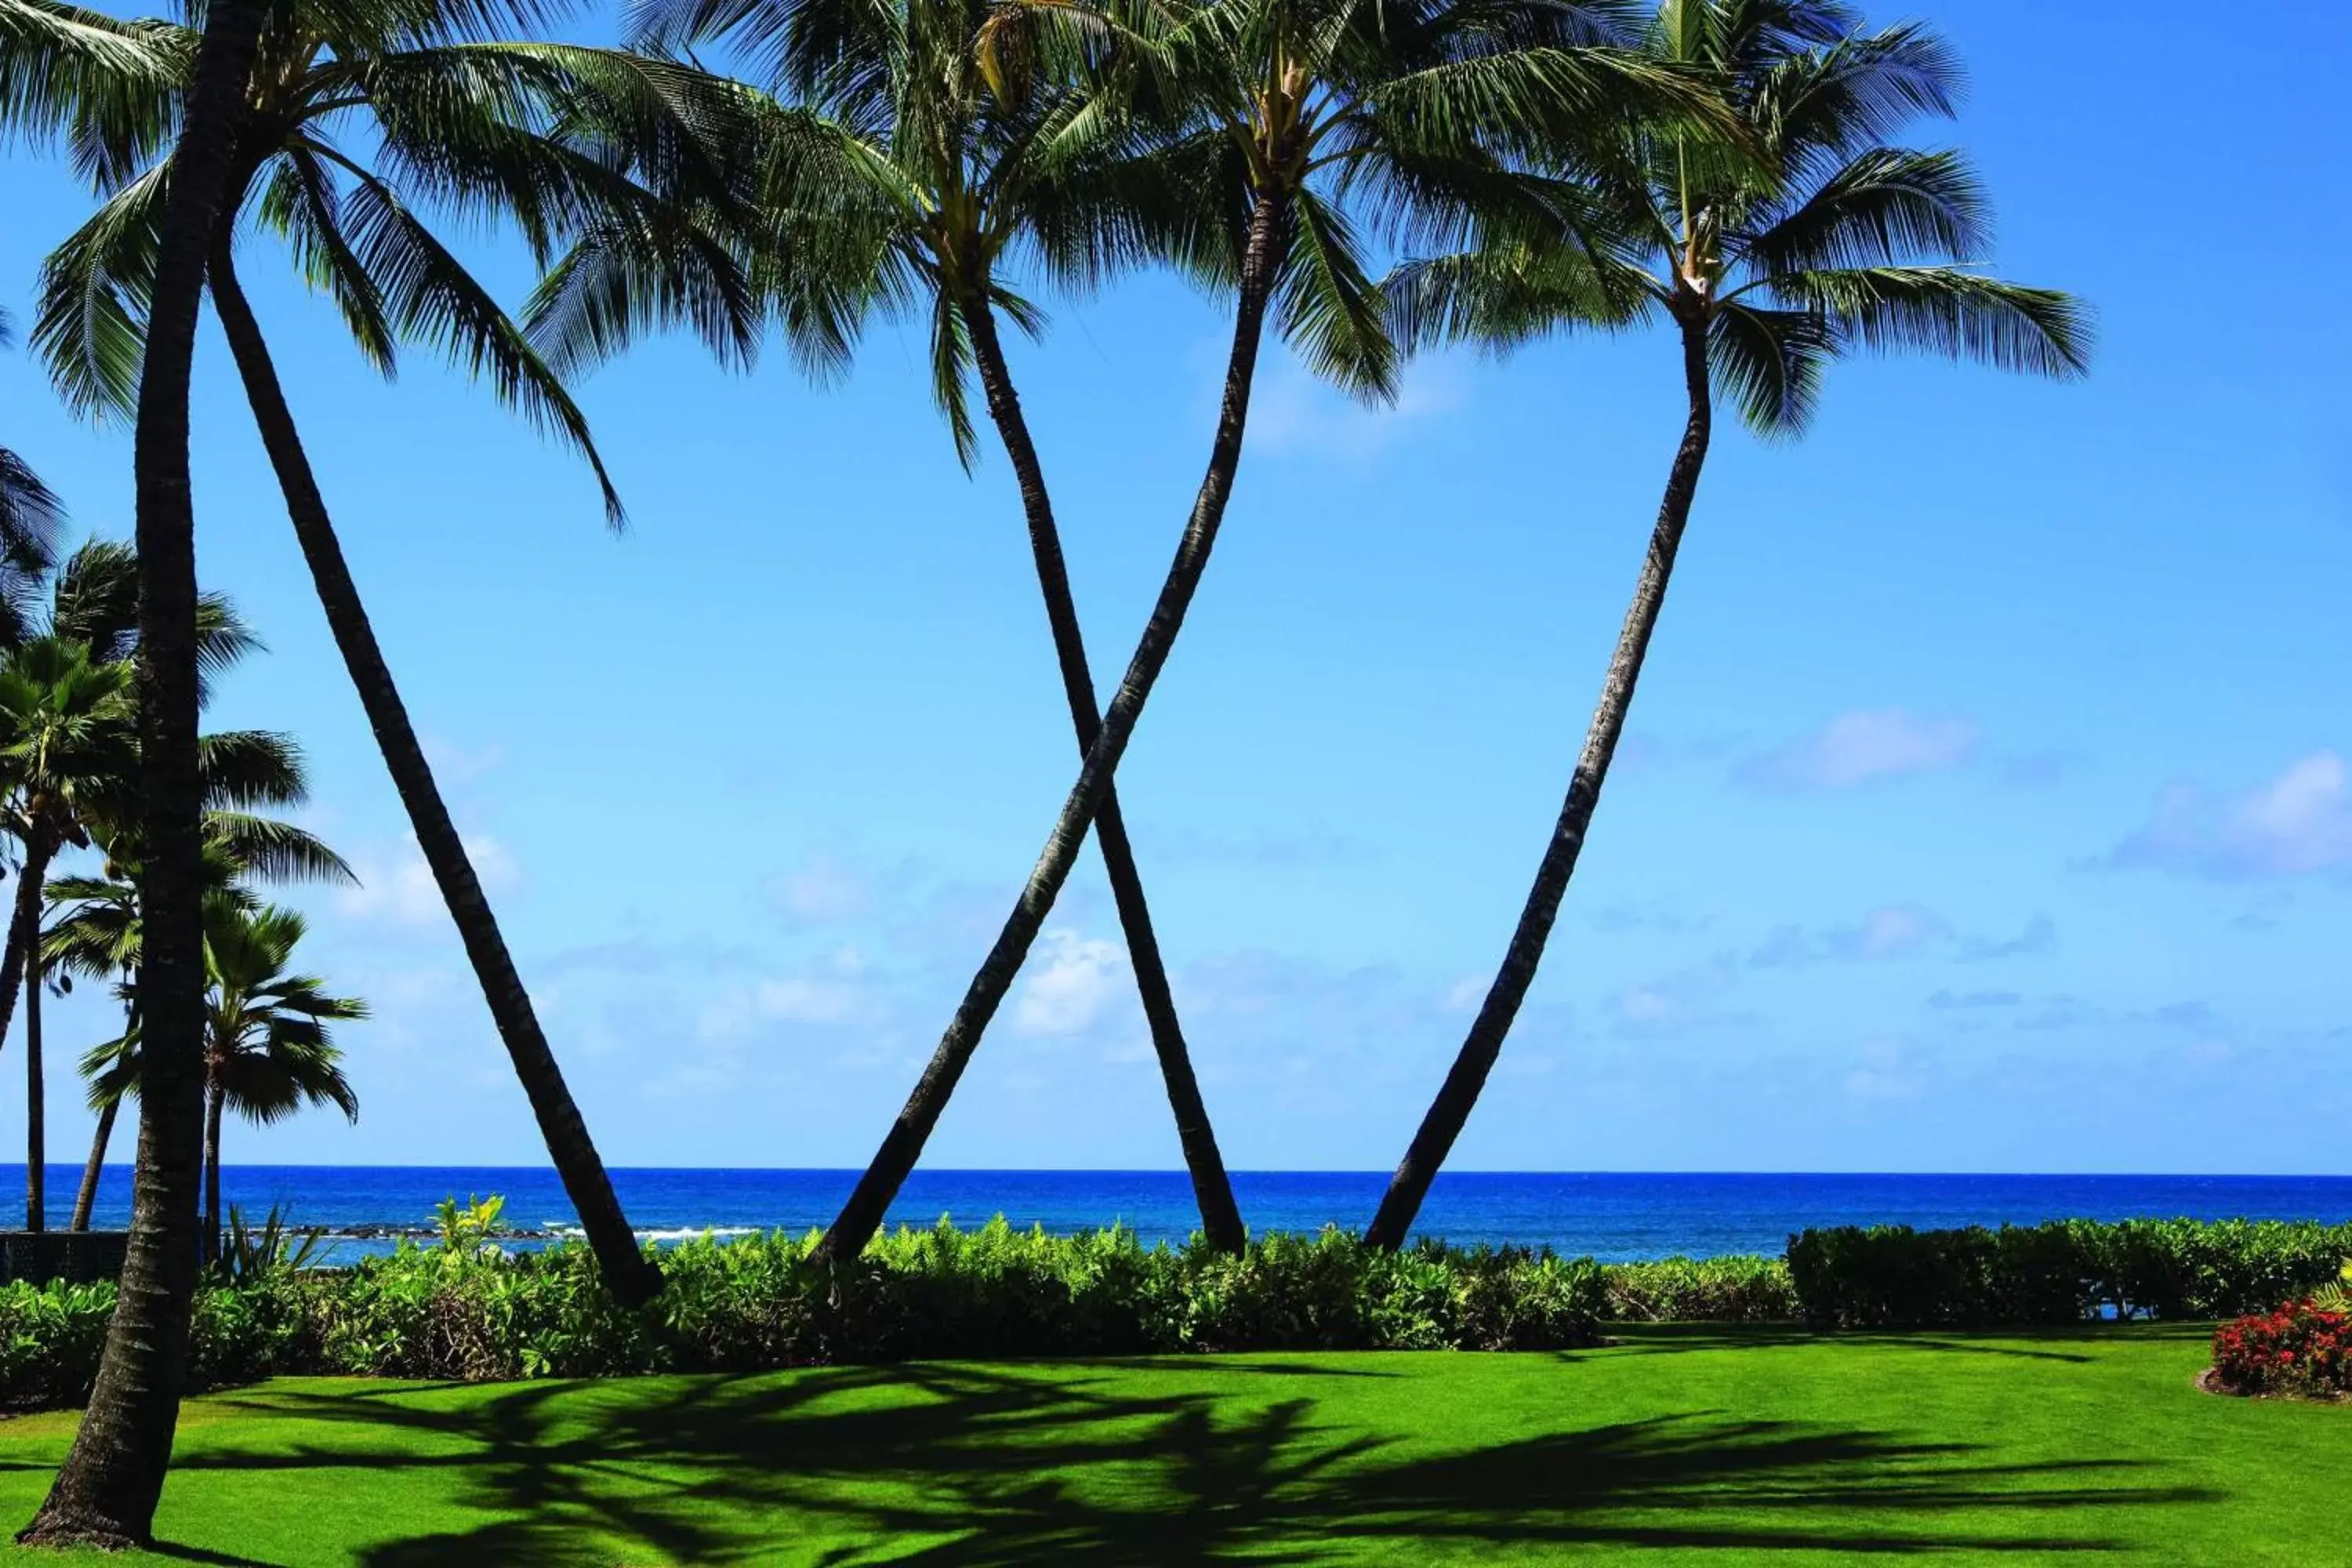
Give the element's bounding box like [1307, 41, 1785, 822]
[0, 1325, 2341, 1564]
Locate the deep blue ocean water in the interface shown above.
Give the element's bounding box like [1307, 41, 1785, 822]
[13, 1167, 2350, 1263]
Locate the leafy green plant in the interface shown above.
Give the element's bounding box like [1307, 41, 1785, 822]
[434, 1194, 509, 1260]
[214, 1203, 326, 1287]
[2312, 1261, 2351, 1314]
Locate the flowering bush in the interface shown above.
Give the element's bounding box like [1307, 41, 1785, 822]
[2211, 1301, 2352, 1399]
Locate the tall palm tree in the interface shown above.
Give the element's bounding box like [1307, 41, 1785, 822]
[20, 0, 267, 1544]
[0, 550, 293, 1233]
[194, 897, 363, 1260]
[0, 539, 262, 1065]
[5, 0, 743, 1307]
[1363, 0, 2089, 1249]
[808, 0, 1704, 1261]
[588, 0, 1257, 1248]
[50, 815, 353, 1232]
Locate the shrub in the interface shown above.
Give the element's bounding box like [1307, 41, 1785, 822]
[2211, 1301, 2352, 1399]
[0, 1279, 115, 1410]
[1602, 1255, 1796, 1323]
[0, 1221, 1613, 1412]
[1789, 1220, 2352, 1328]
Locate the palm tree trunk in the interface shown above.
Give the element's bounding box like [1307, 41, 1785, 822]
[20, 0, 267, 1546]
[1364, 313, 1715, 1251]
[957, 292, 1247, 1254]
[25, 955, 43, 1231]
[200, 1077, 222, 1268]
[814, 190, 1291, 1265]
[205, 252, 659, 1309]
[71, 1099, 116, 1233]
[0, 833, 56, 1065]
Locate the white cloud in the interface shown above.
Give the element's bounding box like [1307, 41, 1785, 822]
[1846, 904, 1944, 960]
[771, 853, 870, 922]
[1014, 929, 1130, 1036]
[698, 949, 873, 1038]
[1742, 709, 1980, 791]
[1247, 354, 1465, 460]
[2113, 750, 2352, 880]
[336, 833, 520, 927]
[1748, 906, 2052, 968]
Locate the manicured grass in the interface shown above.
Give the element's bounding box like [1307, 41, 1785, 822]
[0, 1325, 2342, 1564]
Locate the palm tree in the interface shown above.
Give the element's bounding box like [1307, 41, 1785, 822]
[0, 546, 292, 1232]
[0, 309, 64, 640]
[0, 540, 260, 1059]
[809, 0, 1704, 1262]
[50, 817, 353, 1232]
[5, 0, 740, 1308]
[20, 0, 267, 1544]
[193, 897, 363, 1261]
[1362, 0, 2089, 1249]
[590, 0, 1257, 1248]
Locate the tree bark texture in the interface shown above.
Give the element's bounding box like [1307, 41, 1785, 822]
[20, 0, 268, 1544]
[815, 190, 1290, 1265]
[0, 833, 56, 1065]
[26, 956, 44, 1230]
[959, 293, 1247, 1254]
[71, 1098, 116, 1232]
[1364, 314, 1715, 1251]
[207, 252, 660, 1308]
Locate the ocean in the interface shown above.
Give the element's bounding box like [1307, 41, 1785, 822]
[12, 1167, 2350, 1263]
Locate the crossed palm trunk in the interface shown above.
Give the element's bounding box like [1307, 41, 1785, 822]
[1365, 314, 1711, 1251]
[21, 0, 265, 1544]
[816, 188, 1289, 1264]
[957, 292, 1247, 1254]
[205, 249, 662, 1309]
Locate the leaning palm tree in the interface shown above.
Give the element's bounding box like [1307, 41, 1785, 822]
[807, 0, 1708, 1261]
[194, 897, 364, 1261]
[589, 0, 1257, 1247]
[20, 0, 267, 1544]
[1363, 0, 2089, 1248]
[6, 0, 746, 1307]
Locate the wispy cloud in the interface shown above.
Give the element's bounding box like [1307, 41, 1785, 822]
[2111, 750, 2352, 880]
[335, 833, 519, 927]
[1750, 904, 1947, 967]
[1749, 906, 2053, 969]
[1739, 709, 1980, 792]
[1246, 353, 1465, 460]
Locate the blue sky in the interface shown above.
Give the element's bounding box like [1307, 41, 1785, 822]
[0, 0, 2346, 1176]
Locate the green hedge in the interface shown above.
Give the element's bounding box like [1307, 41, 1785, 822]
[7, 1216, 2338, 1412]
[1602, 1254, 1797, 1323]
[0, 1223, 1611, 1410]
[1788, 1220, 2352, 1328]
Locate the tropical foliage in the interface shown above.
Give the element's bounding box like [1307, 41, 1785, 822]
[1363, 0, 2088, 1247]
[0, 0, 2107, 1541]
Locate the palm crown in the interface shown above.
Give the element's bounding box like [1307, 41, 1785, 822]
[1392, 0, 2090, 423]
[10, 0, 759, 519]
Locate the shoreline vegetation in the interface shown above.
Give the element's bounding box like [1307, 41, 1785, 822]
[0, 1213, 2345, 1418]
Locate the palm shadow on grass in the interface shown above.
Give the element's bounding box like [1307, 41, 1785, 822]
[155, 1356, 2221, 1566]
